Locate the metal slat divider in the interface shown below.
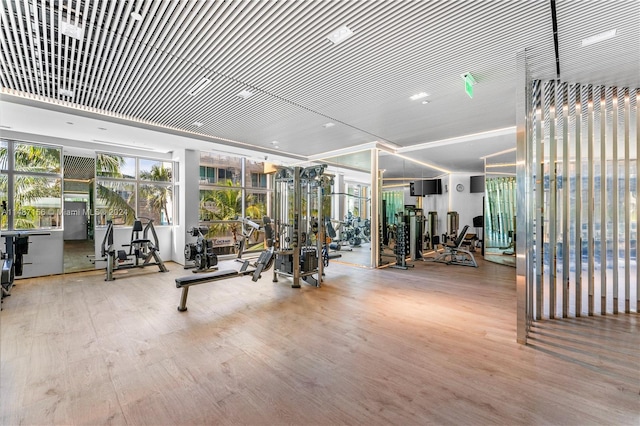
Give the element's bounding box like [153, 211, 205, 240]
[587, 86, 595, 316]
[535, 82, 544, 320]
[612, 87, 619, 314]
[549, 81, 557, 319]
[574, 85, 582, 316]
[561, 83, 570, 317]
[600, 87, 607, 315]
[527, 79, 540, 330]
[637, 90, 640, 313]
[623, 88, 630, 313]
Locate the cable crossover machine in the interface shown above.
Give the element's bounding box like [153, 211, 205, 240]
[272, 164, 332, 288]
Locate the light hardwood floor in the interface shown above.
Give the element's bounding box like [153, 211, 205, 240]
[1, 256, 638, 425]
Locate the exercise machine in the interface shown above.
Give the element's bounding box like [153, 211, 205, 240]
[425, 211, 439, 250]
[1, 231, 49, 310]
[101, 217, 168, 281]
[184, 226, 218, 272]
[175, 217, 276, 311]
[426, 225, 478, 267]
[272, 164, 332, 288]
[390, 213, 414, 270]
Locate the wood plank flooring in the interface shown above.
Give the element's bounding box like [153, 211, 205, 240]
[1, 256, 638, 425]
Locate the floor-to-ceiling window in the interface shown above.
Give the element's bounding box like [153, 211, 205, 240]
[0, 139, 62, 230]
[95, 153, 174, 226]
[198, 153, 272, 255]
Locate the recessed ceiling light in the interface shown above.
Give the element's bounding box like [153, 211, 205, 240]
[326, 25, 354, 45]
[130, 12, 143, 21]
[421, 100, 430, 104]
[236, 89, 254, 99]
[323, 122, 335, 128]
[98, 127, 107, 131]
[59, 20, 84, 40]
[271, 141, 279, 145]
[192, 121, 204, 127]
[66, 121, 74, 125]
[59, 88, 74, 97]
[581, 29, 617, 47]
[410, 92, 429, 101]
[187, 78, 211, 96]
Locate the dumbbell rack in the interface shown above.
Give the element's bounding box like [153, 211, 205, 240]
[391, 222, 413, 270]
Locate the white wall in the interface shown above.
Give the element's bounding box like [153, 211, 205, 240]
[171, 148, 200, 266]
[401, 174, 483, 238]
[448, 173, 484, 234]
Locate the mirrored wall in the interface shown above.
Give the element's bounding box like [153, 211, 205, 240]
[484, 150, 516, 267]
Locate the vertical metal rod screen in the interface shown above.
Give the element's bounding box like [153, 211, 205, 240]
[527, 81, 639, 321]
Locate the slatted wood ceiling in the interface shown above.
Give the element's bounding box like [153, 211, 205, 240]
[1, 1, 638, 160]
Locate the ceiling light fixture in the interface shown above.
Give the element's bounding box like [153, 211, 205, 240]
[59, 88, 74, 97]
[192, 121, 204, 127]
[326, 25, 354, 44]
[130, 12, 143, 21]
[410, 92, 429, 101]
[581, 29, 617, 47]
[187, 78, 211, 96]
[271, 141, 279, 145]
[236, 89, 254, 99]
[421, 100, 430, 105]
[323, 122, 335, 128]
[59, 20, 84, 40]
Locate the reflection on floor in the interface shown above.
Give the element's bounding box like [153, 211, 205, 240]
[64, 239, 96, 273]
[484, 250, 516, 267]
[329, 242, 372, 267]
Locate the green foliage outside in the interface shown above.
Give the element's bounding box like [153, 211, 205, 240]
[200, 180, 266, 247]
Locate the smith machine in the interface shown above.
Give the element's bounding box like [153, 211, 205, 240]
[272, 164, 332, 288]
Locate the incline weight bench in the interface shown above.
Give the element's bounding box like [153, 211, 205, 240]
[175, 217, 275, 311]
[427, 225, 478, 267]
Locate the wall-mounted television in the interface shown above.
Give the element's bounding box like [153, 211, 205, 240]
[410, 179, 442, 196]
[470, 175, 485, 193]
[423, 179, 442, 195]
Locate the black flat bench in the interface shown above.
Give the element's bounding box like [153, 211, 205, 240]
[176, 269, 240, 288]
[175, 250, 274, 312]
[175, 266, 248, 312]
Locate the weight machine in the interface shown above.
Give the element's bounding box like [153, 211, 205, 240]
[184, 226, 218, 272]
[1, 231, 49, 310]
[272, 164, 332, 288]
[100, 217, 168, 281]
